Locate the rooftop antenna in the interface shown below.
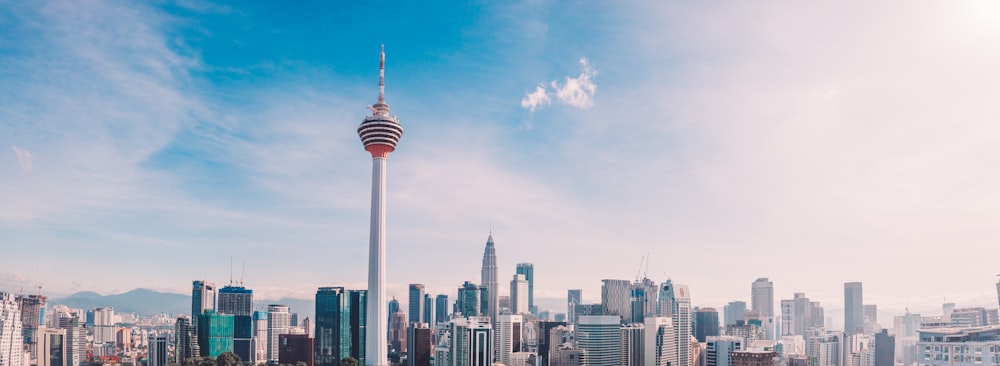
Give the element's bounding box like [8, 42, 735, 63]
[229, 257, 234, 286]
[240, 261, 246, 287]
[378, 44, 385, 105]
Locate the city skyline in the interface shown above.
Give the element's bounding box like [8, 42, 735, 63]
[4, 0, 1000, 316]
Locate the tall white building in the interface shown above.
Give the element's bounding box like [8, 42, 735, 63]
[577, 315, 622, 366]
[621, 323, 645, 366]
[448, 317, 492, 366]
[93, 307, 116, 344]
[358, 45, 405, 366]
[497, 314, 523, 366]
[659, 280, 692, 366]
[644, 317, 675, 366]
[847, 334, 874, 366]
[480, 234, 499, 323]
[752, 279, 774, 318]
[706, 336, 743, 366]
[511, 275, 529, 315]
[267, 305, 290, 363]
[0, 293, 23, 366]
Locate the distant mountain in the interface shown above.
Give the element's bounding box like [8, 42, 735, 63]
[51, 289, 189, 316]
[50, 288, 316, 320]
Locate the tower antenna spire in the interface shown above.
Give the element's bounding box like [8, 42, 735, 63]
[378, 44, 385, 104]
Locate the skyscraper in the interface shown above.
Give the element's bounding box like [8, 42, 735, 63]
[409, 285, 425, 325]
[621, 323, 645, 366]
[496, 314, 523, 366]
[645, 316, 676, 366]
[316, 287, 350, 366]
[515, 263, 535, 314]
[510, 275, 529, 315]
[844, 283, 863, 335]
[457, 282, 482, 318]
[92, 307, 116, 344]
[567, 290, 582, 324]
[18, 294, 45, 359]
[448, 317, 493, 366]
[197, 310, 235, 358]
[576, 315, 622, 366]
[0, 292, 23, 366]
[253, 311, 268, 365]
[602, 279, 632, 322]
[423, 294, 433, 328]
[435, 295, 449, 324]
[694, 308, 721, 342]
[359, 45, 404, 366]
[750, 279, 773, 317]
[660, 280, 691, 366]
[176, 315, 200, 363]
[268, 305, 291, 363]
[218, 286, 253, 365]
[349, 291, 368, 365]
[193, 280, 217, 319]
[481, 233, 499, 322]
[724, 302, 746, 327]
[406, 323, 431, 366]
[148, 334, 168, 366]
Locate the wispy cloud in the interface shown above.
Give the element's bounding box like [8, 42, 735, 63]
[10, 146, 32, 172]
[520, 84, 551, 111]
[551, 57, 598, 108]
[521, 57, 598, 111]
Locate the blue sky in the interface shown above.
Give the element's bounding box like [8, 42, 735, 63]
[3, 0, 1000, 322]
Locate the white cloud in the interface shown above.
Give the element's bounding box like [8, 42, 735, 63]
[520, 84, 551, 111]
[10, 146, 32, 172]
[521, 57, 598, 111]
[551, 57, 598, 108]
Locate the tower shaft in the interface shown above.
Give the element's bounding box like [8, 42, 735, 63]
[366, 156, 388, 366]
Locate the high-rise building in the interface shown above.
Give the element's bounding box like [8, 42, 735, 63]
[872, 329, 894, 366]
[497, 315, 523, 366]
[56, 313, 84, 366]
[706, 336, 743, 366]
[316, 287, 350, 366]
[389, 312, 406, 355]
[660, 280, 691, 366]
[576, 315, 622, 366]
[515, 264, 535, 315]
[631, 279, 660, 323]
[193, 280, 217, 319]
[448, 317, 492, 366]
[359, 45, 404, 366]
[645, 317, 676, 366]
[409, 285, 425, 325]
[537, 321, 568, 366]
[18, 294, 45, 359]
[252, 311, 268, 365]
[423, 294, 433, 328]
[481, 233, 499, 323]
[176, 315, 200, 363]
[695, 308, 721, 342]
[602, 279, 632, 322]
[567, 290, 582, 324]
[782, 293, 818, 336]
[457, 282, 482, 318]
[406, 323, 431, 366]
[844, 283, 863, 335]
[279, 334, 314, 366]
[863, 305, 877, 325]
[37, 327, 66, 366]
[0, 292, 23, 366]
[148, 334, 168, 366]
[349, 291, 368, 365]
[511, 275, 529, 315]
[268, 305, 291, 363]
[92, 307, 116, 344]
[435, 295, 449, 324]
[218, 286, 254, 365]
[751, 279, 774, 317]
[724, 302, 747, 327]
[315, 288, 367, 366]
[198, 310, 235, 358]
[621, 323, 645, 366]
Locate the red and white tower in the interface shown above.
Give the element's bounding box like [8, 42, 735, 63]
[358, 45, 403, 366]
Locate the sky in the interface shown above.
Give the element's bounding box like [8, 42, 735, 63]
[3, 0, 1000, 324]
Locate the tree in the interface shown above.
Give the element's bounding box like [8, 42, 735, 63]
[341, 358, 359, 366]
[216, 352, 242, 366]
